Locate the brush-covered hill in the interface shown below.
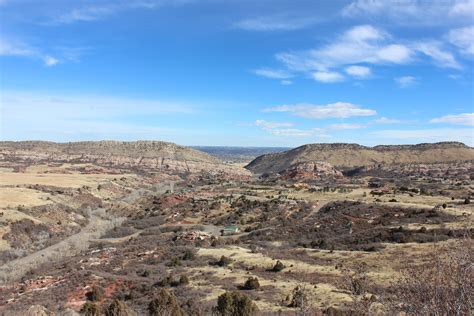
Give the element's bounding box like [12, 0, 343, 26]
[245, 142, 474, 174]
[0, 141, 251, 178]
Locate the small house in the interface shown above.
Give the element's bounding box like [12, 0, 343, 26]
[221, 226, 240, 236]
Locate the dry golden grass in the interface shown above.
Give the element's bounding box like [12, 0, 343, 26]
[195, 246, 352, 311]
[0, 170, 133, 188]
[0, 187, 53, 208]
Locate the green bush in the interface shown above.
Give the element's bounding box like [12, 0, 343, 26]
[86, 286, 104, 302]
[81, 302, 101, 316]
[179, 275, 189, 285]
[105, 299, 136, 316]
[243, 277, 260, 290]
[288, 286, 308, 308]
[148, 289, 183, 316]
[271, 260, 285, 272]
[214, 291, 259, 316]
[217, 255, 233, 267]
[167, 256, 182, 267]
[182, 249, 196, 261]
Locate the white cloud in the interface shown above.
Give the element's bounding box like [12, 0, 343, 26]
[254, 68, 292, 79]
[345, 65, 371, 78]
[372, 128, 473, 145]
[264, 102, 376, 119]
[447, 26, 474, 55]
[254, 120, 293, 129]
[0, 37, 65, 67]
[53, 0, 191, 24]
[280, 80, 293, 85]
[395, 76, 418, 88]
[430, 113, 474, 126]
[270, 25, 461, 84]
[312, 71, 344, 83]
[450, 0, 474, 16]
[235, 16, 319, 32]
[328, 123, 367, 130]
[275, 25, 414, 75]
[343, 0, 474, 24]
[43, 55, 59, 66]
[252, 120, 322, 137]
[372, 117, 404, 124]
[414, 42, 460, 69]
[0, 37, 35, 57]
[267, 128, 317, 137]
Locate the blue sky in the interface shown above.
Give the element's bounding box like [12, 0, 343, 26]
[0, 0, 473, 147]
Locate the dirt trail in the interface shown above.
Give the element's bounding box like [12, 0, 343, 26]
[0, 208, 124, 284]
[0, 181, 174, 285]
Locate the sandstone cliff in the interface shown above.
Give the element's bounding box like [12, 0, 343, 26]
[246, 142, 474, 174]
[0, 141, 251, 178]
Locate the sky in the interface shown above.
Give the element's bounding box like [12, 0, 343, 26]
[0, 0, 473, 147]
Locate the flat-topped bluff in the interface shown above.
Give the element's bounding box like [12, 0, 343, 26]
[0, 141, 250, 178]
[246, 142, 474, 174]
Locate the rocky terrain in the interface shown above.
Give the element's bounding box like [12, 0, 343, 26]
[277, 161, 345, 182]
[246, 142, 474, 174]
[0, 141, 251, 179]
[0, 141, 472, 315]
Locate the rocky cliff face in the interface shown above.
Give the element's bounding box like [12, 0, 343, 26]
[246, 142, 474, 174]
[278, 161, 344, 181]
[0, 141, 252, 179]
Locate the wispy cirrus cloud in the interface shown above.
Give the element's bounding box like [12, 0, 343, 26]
[235, 15, 320, 32]
[447, 26, 474, 56]
[430, 113, 474, 126]
[263, 102, 377, 119]
[52, 0, 192, 24]
[0, 37, 60, 66]
[254, 120, 294, 129]
[252, 120, 323, 137]
[342, 0, 474, 24]
[328, 123, 367, 130]
[372, 117, 406, 124]
[395, 76, 418, 88]
[254, 68, 293, 79]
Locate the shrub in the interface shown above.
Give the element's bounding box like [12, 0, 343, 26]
[217, 255, 233, 267]
[179, 275, 189, 285]
[167, 256, 181, 267]
[243, 277, 260, 290]
[182, 249, 196, 261]
[148, 289, 183, 316]
[214, 291, 259, 316]
[105, 299, 136, 316]
[464, 198, 471, 204]
[288, 285, 308, 308]
[86, 286, 104, 302]
[271, 260, 285, 272]
[386, 236, 473, 315]
[81, 302, 101, 316]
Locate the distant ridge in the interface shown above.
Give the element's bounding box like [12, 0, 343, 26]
[0, 140, 251, 177]
[245, 142, 474, 174]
